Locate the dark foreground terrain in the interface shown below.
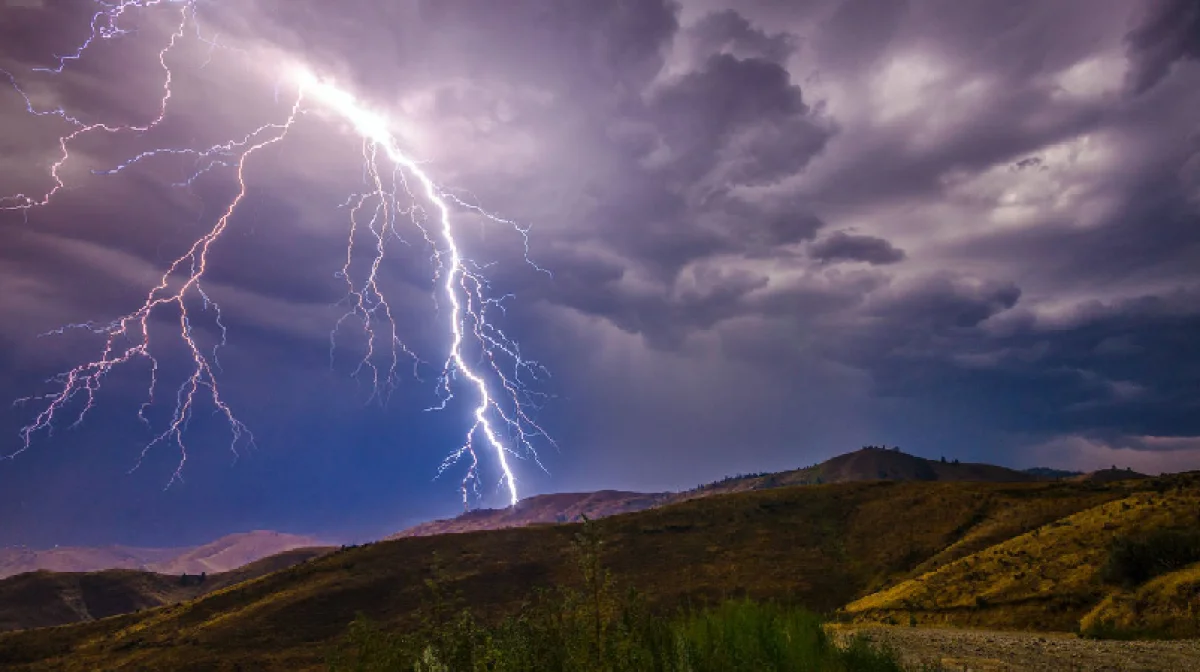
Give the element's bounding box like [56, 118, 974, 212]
[0, 458, 1196, 670]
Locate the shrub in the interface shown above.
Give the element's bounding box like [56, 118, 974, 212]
[1101, 528, 1200, 588]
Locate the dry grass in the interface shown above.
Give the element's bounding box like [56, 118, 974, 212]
[843, 475, 1200, 632]
[1080, 562, 1200, 639]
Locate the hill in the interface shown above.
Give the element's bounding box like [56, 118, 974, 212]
[1072, 467, 1150, 483]
[842, 473, 1200, 633]
[146, 531, 327, 574]
[390, 490, 668, 538]
[685, 447, 1038, 498]
[0, 475, 1168, 671]
[0, 547, 333, 633]
[1022, 467, 1085, 479]
[0, 531, 327, 580]
[395, 448, 1040, 538]
[1080, 561, 1200, 639]
[0, 547, 183, 581]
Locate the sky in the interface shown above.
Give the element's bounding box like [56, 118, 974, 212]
[0, 0, 1198, 549]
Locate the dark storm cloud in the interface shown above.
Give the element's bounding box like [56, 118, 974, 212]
[687, 9, 797, 63]
[809, 231, 906, 265]
[848, 289, 1200, 441]
[1125, 0, 1200, 95]
[647, 53, 830, 187]
[2, 0, 1200, 548]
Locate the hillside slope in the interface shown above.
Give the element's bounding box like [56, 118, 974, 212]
[682, 447, 1038, 499]
[1073, 468, 1150, 484]
[1080, 562, 1200, 638]
[391, 490, 668, 538]
[0, 547, 333, 633]
[146, 531, 326, 574]
[0, 477, 1160, 672]
[396, 448, 1042, 538]
[0, 547, 182, 581]
[842, 473, 1200, 632]
[1, 531, 327, 580]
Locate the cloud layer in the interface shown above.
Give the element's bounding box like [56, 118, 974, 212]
[0, 0, 1197, 546]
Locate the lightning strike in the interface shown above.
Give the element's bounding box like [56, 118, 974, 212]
[2, 0, 552, 508]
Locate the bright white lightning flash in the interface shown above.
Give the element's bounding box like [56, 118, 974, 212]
[1, 0, 552, 508]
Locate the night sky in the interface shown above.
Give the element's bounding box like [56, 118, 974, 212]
[1, 0, 1198, 549]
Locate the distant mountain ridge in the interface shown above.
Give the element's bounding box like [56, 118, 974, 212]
[683, 447, 1041, 497]
[0, 546, 333, 632]
[2, 449, 1132, 576]
[0, 546, 183, 581]
[392, 447, 1067, 538]
[388, 491, 669, 539]
[0, 531, 326, 580]
[1023, 467, 1085, 479]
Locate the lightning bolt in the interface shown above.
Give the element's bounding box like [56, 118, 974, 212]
[1, 0, 552, 507]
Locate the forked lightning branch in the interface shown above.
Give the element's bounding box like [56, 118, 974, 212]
[0, 0, 553, 509]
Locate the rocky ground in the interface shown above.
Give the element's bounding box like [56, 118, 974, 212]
[834, 625, 1200, 671]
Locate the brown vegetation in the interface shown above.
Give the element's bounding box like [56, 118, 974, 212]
[0, 475, 1170, 671]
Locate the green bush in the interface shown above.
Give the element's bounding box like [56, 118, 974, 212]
[1101, 528, 1200, 588]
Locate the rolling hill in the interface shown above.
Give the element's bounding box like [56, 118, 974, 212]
[394, 447, 1044, 538]
[146, 531, 328, 575]
[0, 547, 183, 581]
[0, 531, 328, 580]
[842, 473, 1200, 633]
[685, 447, 1040, 497]
[0, 472, 1179, 671]
[1072, 467, 1150, 483]
[389, 490, 669, 538]
[0, 547, 334, 633]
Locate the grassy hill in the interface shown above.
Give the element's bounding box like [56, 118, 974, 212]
[395, 447, 1042, 539]
[680, 447, 1038, 498]
[1071, 468, 1150, 484]
[1080, 561, 1200, 638]
[0, 475, 1164, 671]
[0, 547, 332, 633]
[842, 473, 1200, 632]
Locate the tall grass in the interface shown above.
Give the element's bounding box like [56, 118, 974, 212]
[329, 517, 920, 671]
[1101, 527, 1200, 588]
[328, 598, 912, 672]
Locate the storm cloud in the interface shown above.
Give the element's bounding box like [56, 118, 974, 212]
[0, 0, 1197, 547]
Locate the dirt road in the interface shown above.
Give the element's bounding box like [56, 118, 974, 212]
[835, 625, 1200, 671]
